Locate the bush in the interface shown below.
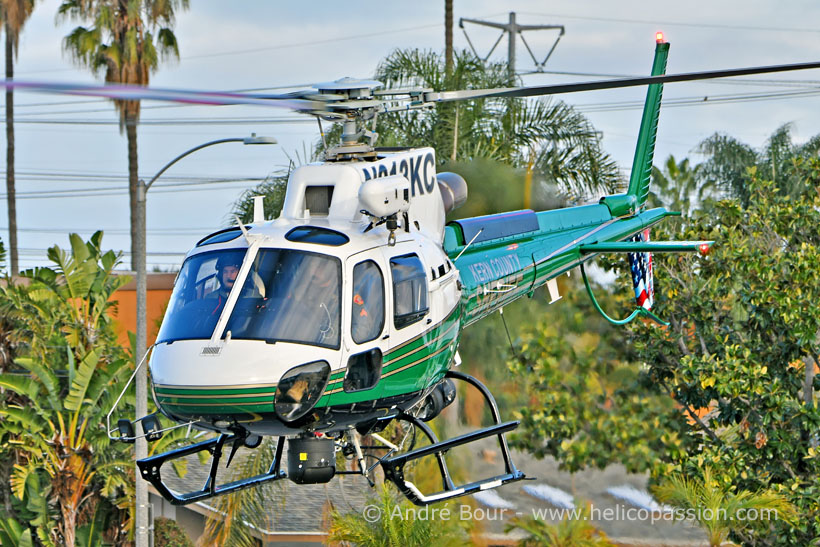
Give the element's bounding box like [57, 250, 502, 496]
[154, 517, 194, 547]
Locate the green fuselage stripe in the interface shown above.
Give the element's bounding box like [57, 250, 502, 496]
[156, 306, 461, 414]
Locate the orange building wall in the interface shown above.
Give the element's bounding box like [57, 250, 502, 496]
[110, 273, 175, 348]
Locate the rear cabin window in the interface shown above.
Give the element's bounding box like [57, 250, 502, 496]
[390, 254, 428, 329]
[351, 260, 385, 344]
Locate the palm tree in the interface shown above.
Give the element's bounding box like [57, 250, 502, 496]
[696, 123, 820, 208]
[506, 504, 614, 547]
[653, 467, 796, 547]
[58, 0, 188, 270]
[373, 49, 622, 201]
[648, 154, 710, 217]
[1, 0, 36, 275]
[327, 485, 469, 547]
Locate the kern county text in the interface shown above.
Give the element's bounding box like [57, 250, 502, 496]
[361, 503, 782, 526]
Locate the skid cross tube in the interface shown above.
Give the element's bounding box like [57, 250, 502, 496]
[380, 371, 526, 505]
[137, 434, 286, 506]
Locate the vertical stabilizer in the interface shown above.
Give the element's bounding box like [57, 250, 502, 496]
[627, 35, 670, 209]
[600, 35, 670, 217]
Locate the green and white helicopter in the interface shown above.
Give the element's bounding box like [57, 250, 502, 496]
[8, 35, 820, 506]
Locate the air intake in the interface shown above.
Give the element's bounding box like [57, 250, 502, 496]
[305, 185, 334, 215]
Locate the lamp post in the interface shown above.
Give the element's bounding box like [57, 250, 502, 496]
[134, 134, 276, 547]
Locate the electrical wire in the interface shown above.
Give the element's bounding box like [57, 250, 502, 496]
[576, 87, 820, 113]
[518, 11, 820, 34]
[2, 117, 313, 126]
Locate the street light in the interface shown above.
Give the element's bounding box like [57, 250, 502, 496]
[133, 134, 276, 546]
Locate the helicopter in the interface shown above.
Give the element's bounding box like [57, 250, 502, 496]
[6, 34, 820, 507]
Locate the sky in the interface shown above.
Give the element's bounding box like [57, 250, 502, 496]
[2, 0, 820, 271]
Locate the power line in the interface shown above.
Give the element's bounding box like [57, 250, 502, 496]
[18, 248, 186, 257]
[519, 11, 820, 34]
[0, 169, 275, 181]
[0, 177, 266, 200]
[15, 21, 444, 76]
[576, 87, 820, 113]
[3, 116, 313, 126]
[2, 84, 817, 129]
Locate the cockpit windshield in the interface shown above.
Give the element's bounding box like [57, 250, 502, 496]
[157, 248, 342, 349]
[156, 249, 246, 343]
[225, 249, 341, 348]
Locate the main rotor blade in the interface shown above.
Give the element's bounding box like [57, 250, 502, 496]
[424, 60, 820, 102]
[0, 80, 325, 111]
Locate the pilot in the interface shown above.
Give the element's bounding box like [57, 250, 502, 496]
[208, 256, 242, 313]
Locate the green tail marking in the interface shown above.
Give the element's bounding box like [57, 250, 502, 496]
[627, 40, 670, 209]
[601, 39, 670, 217]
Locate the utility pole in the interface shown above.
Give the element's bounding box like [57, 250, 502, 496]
[445, 0, 454, 74]
[134, 135, 276, 546]
[460, 12, 565, 78]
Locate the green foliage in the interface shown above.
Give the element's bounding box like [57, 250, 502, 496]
[232, 172, 289, 224]
[0, 515, 33, 547]
[506, 275, 681, 473]
[58, 0, 189, 125]
[154, 516, 194, 547]
[506, 504, 614, 547]
[511, 155, 820, 543]
[371, 49, 622, 201]
[327, 485, 469, 547]
[631, 161, 820, 543]
[0, 232, 135, 545]
[649, 154, 713, 217]
[653, 467, 796, 547]
[696, 123, 820, 207]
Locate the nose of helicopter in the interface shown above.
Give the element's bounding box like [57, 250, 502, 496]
[148, 339, 342, 424]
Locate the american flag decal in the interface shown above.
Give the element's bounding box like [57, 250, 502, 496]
[628, 229, 654, 310]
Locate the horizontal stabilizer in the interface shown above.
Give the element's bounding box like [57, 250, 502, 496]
[580, 240, 713, 254]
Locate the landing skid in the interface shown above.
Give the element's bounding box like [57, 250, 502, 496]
[380, 370, 527, 505]
[137, 434, 286, 506]
[137, 371, 526, 507]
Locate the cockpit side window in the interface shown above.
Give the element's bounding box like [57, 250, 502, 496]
[390, 254, 428, 329]
[351, 260, 385, 344]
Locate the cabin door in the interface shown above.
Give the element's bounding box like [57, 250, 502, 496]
[328, 247, 391, 407]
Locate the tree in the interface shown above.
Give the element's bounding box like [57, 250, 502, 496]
[509, 156, 820, 543]
[0, 0, 36, 275]
[372, 49, 622, 201]
[653, 467, 795, 547]
[506, 274, 683, 474]
[696, 123, 820, 207]
[232, 172, 288, 224]
[0, 232, 135, 544]
[631, 162, 820, 544]
[506, 504, 614, 547]
[648, 154, 710, 217]
[59, 0, 189, 270]
[327, 485, 469, 547]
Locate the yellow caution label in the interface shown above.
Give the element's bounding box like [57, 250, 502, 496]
[300, 452, 308, 461]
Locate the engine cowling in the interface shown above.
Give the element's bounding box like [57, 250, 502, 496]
[437, 172, 468, 214]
